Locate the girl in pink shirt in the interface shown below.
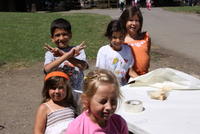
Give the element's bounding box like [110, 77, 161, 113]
[65, 69, 128, 134]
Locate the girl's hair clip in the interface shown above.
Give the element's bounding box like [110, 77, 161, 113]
[84, 73, 107, 81]
[84, 76, 95, 80]
[45, 71, 69, 81]
[84, 74, 99, 80]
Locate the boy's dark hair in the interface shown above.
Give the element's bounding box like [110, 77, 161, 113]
[104, 19, 125, 39]
[119, 6, 143, 34]
[50, 18, 72, 36]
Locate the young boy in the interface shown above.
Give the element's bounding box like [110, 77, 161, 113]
[44, 18, 88, 92]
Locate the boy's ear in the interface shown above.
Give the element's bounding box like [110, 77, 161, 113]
[51, 36, 55, 43]
[81, 93, 89, 110]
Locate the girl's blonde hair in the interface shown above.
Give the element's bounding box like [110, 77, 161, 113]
[42, 72, 76, 109]
[82, 69, 121, 110]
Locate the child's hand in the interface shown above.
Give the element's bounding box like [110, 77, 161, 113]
[44, 43, 64, 57]
[74, 41, 86, 56]
[67, 41, 86, 58]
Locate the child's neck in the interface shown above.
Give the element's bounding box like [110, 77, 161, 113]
[50, 99, 69, 107]
[58, 45, 70, 49]
[87, 112, 107, 128]
[127, 33, 138, 40]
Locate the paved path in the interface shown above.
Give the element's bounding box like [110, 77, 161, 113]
[142, 8, 200, 64]
[68, 8, 200, 63]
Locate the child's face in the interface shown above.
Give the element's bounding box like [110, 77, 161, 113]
[48, 81, 67, 102]
[88, 83, 118, 126]
[110, 31, 125, 51]
[126, 14, 141, 36]
[51, 28, 71, 48]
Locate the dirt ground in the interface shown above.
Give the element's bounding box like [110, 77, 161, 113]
[0, 45, 200, 134]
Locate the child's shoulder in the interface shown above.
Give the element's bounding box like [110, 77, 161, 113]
[101, 44, 110, 48]
[40, 103, 49, 109]
[111, 114, 124, 120]
[138, 32, 149, 39]
[36, 103, 49, 115]
[98, 44, 111, 51]
[110, 114, 127, 125]
[68, 111, 87, 126]
[121, 44, 132, 50]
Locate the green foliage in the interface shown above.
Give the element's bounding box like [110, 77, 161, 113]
[164, 6, 200, 14]
[0, 12, 111, 65]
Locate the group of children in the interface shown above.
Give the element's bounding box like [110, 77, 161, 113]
[33, 6, 151, 134]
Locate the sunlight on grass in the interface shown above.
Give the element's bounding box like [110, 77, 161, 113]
[0, 12, 111, 65]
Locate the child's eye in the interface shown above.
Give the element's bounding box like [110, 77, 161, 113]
[112, 36, 124, 40]
[119, 36, 125, 40]
[111, 99, 117, 105]
[54, 33, 69, 37]
[112, 36, 117, 39]
[99, 99, 107, 104]
[62, 33, 68, 36]
[129, 19, 139, 23]
[54, 33, 61, 37]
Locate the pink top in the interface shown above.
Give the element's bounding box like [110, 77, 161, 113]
[65, 111, 128, 134]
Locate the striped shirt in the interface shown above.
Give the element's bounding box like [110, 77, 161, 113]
[44, 103, 75, 134]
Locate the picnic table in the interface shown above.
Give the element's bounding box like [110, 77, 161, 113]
[116, 68, 200, 134]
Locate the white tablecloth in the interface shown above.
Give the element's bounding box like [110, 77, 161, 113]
[116, 68, 200, 134]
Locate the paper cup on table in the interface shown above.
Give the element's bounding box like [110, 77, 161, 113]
[124, 100, 144, 113]
[147, 90, 169, 100]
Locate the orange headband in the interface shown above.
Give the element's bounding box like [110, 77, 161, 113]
[45, 71, 69, 81]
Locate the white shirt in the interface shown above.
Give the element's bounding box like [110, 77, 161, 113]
[96, 44, 134, 85]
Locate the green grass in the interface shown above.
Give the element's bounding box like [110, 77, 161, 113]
[163, 6, 200, 14]
[0, 12, 111, 66]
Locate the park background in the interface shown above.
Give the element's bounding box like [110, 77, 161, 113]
[0, 1, 200, 133]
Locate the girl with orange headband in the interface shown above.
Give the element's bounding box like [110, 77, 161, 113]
[33, 71, 77, 134]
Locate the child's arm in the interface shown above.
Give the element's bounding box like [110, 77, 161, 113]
[44, 41, 86, 57]
[128, 67, 138, 78]
[68, 57, 88, 71]
[147, 37, 151, 70]
[148, 37, 151, 54]
[44, 42, 87, 73]
[44, 43, 64, 57]
[68, 41, 89, 70]
[44, 49, 75, 73]
[33, 104, 48, 134]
